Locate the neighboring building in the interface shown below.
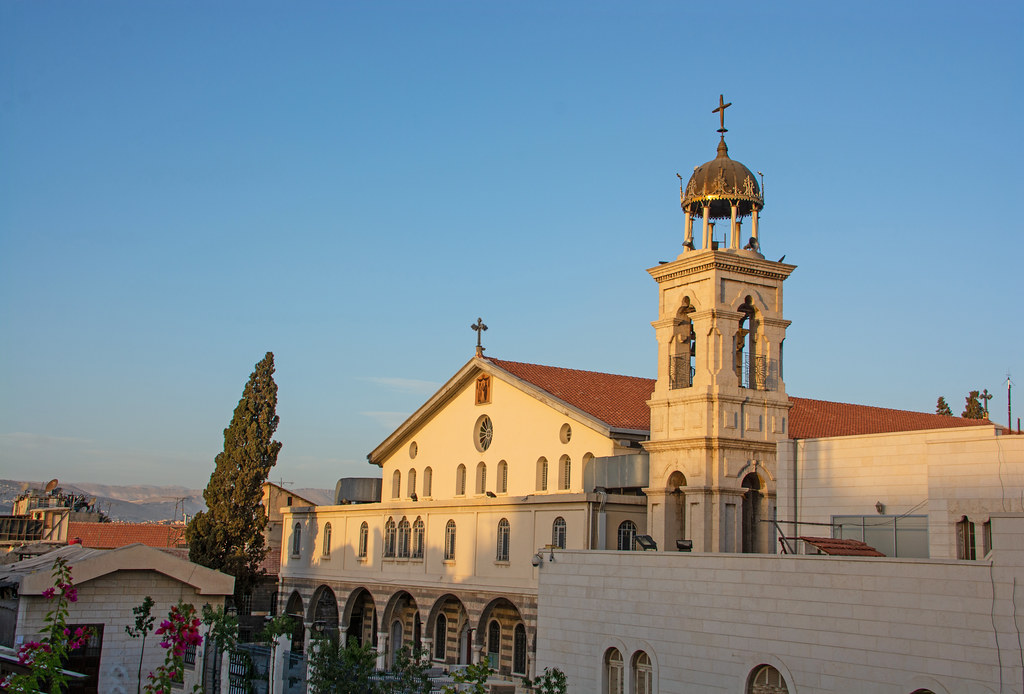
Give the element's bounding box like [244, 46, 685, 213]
[1, 482, 106, 555]
[0, 543, 233, 694]
[279, 99, 1023, 692]
[67, 522, 188, 555]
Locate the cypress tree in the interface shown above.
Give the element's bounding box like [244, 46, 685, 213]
[961, 390, 985, 419]
[935, 397, 953, 417]
[186, 352, 282, 600]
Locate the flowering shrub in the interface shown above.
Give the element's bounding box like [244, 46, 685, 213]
[144, 601, 203, 694]
[0, 557, 90, 693]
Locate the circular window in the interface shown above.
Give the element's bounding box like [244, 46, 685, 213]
[559, 423, 572, 444]
[409, 441, 418, 459]
[475, 415, 493, 452]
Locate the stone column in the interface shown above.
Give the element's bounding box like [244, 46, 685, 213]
[730, 203, 738, 249]
[684, 211, 693, 249]
[643, 487, 669, 551]
[751, 207, 759, 242]
[701, 205, 710, 249]
[376, 632, 388, 670]
[420, 637, 433, 664]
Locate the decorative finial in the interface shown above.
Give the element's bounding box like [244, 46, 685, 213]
[471, 317, 488, 357]
[712, 94, 732, 135]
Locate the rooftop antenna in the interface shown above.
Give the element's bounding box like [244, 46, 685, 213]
[1008, 372, 1014, 430]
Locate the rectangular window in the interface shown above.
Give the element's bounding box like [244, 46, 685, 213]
[832, 515, 929, 558]
[982, 520, 993, 556]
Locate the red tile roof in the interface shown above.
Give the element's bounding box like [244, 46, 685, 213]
[488, 358, 655, 431]
[68, 522, 187, 549]
[487, 358, 987, 439]
[799, 536, 886, 557]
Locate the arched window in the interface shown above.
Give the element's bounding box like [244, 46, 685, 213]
[741, 473, 763, 554]
[412, 517, 424, 559]
[477, 462, 487, 495]
[434, 614, 447, 661]
[291, 523, 301, 557]
[444, 520, 456, 560]
[358, 522, 369, 558]
[384, 517, 396, 557]
[559, 455, 571, 490]
[512, 624, 527, 675]
[496, 518, 510, 561]
[392, 470, 401, 499]
[537, 457, 548, 491]
[957, 515, 976, 560]
[604, 648, 624, 694]
[617, 520, 637, 551]
[552, 517, 567, 549]
[407, 469, 417, 498]
[632, 651, 652, 694]
[322, 522, 332, 557]
[487, 620, 500, 665]
[423, 467, 433, 497]
[397, 518, 411, 558]
[747, 664, 788, 693]
[497, 460, 508, 494]
[456, 465, 467, 496]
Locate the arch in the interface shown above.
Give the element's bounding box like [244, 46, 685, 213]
[384, 517, 397, 557]
[397, 517, 411, 558]
[358, 521, 369, 558]
[427, 594, 470, 665]
[604, 647, 624, 694]
[291, 522, 302, 557]
[496, 518, 510, 561]
[444, 519, 456, 560]
[284, 591, 305, 653]
[537, 457, 549, 491]
[631, 650, 652, 694]
[342, 587, 377, 647]
[309, 585, 339, 644]
[477, 596, 527, 677]
[552, 516, 567, 549]
[741, 473, 764, 554]
[412, 517, 425, 559]
[477, 461, 487, 495]
[617, 520, 637, 551]
[407, 468, 417, 498]
[559, 454, 571, 490]
[903, 674, 953, 694]
[497, 460, 508, 494]
[746, 663, 789, 693]
[381, 590, 421, 666]
[322, 522, 332, 557]
[666, 471, 687, 548]
[423, 466, 433, 497]
[392, 469, 401, 499]
[456, 464, 467, 496]
[671, 297, 697, 389]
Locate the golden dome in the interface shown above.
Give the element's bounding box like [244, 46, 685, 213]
[681, 137, 763, 220]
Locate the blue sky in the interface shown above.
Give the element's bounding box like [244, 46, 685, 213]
[2, 1, 1021, 489]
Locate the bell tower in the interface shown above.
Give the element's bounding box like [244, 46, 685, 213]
[644, 96, 795, 553]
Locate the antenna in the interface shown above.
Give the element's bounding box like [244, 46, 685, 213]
[1008, 372, 1014, 431]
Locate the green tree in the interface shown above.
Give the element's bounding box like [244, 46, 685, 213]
[935, 396, 953, 417]
[125, 595, 156, 694]
[523, 666, 568, 694]
[307, 639, 377, 694]
[961, 390, 985, 419]
[442, 661, 493, 694]
[186, 352, 282, 601]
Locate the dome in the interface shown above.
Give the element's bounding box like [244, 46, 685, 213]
[682, 137, 763, 220]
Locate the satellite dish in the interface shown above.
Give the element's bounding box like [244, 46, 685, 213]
[44, 479, 59, 493]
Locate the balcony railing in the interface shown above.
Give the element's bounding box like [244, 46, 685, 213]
[670, 356, 694, 389]
[741, 356, 779, 391]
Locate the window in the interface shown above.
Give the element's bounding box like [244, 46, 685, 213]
[286, 496, 293, 506]
[412, 517, 425, 559]
[497, 460, 508, 494]
[444, 520, 456, 560]
[239, 592, 253, 616]
[392, 470, 401, 499]
[423, 467, 433, 497]
[476, 415, 494, 451]
[477, 462, 487, 495]
[291, 523, 302, 557]
[605, 648, 624, 694]
[409, 441, 418, 459]
[397, 518, 411, 558]
[559, 455, 571, 490]
[552, 517, 567, 549]
[384, 517, 396, 557]
[434, 614, 447, 661]
[956, 516, 976, 560]
[559, 422, 572, 443]
[632, 651, 652, 694]
[537, 457, 548, 491]
[358, 522, 369, 559]
[512, 624, 527, 675]
[617, 521, 637, 551]
[322, 522, 332, 558]
[496, 518, 510, 561]
[408, 469, 417, 498]
[270, 591, 279, 616]
[487, 620, 500, 667]
[833, 514, 929, 558]
[747, 664, 788, 693]
[456, 465, 467, 496]
[982, 519, 993, 556]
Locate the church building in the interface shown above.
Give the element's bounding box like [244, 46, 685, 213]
[277, 98, 1023, 692]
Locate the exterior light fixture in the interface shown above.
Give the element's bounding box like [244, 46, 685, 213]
[531, 553, 542, 567]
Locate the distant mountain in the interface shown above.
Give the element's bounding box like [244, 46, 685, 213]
[0, 480, 334, 522]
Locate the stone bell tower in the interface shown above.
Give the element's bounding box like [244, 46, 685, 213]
[644, 96, 795, 554]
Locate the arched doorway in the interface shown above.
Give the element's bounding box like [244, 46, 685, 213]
[741, 473, 763, 553]
[343, 588, 377, 647]
[427, 594, 469, 666]
[667, 471, 686, 546]
[284, 591, 305, 654]
[381, 590, 421, 667]
[477, 597, 528, 677]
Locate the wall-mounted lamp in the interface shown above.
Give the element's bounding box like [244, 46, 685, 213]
[313, 620, 326, 634]
[875, 501, 885, 515]
[548, 548, 555, 562]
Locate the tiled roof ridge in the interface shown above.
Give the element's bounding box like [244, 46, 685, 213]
[486, 356, 655, 384]
[788, 394, 977, 421]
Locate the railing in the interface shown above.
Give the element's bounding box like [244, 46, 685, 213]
[669, 356, 693, 389]
[741, 356, 778, 391]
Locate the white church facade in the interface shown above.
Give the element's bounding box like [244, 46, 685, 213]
[277, 98, 1024, 693]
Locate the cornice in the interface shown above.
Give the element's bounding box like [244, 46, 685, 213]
[648, 252, 796, 284]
